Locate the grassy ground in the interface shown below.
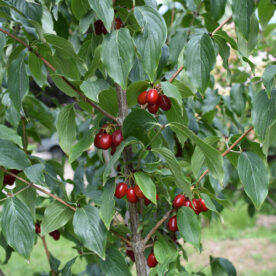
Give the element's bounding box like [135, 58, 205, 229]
[1, 201, 276, 275]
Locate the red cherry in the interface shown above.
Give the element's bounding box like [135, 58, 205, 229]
[199, 198, 208, 212]
[127, 188, 138, 203]
[134, 185, 144, 198]
[115, 18, 123, 29]
[157, 95, 171, 111]
[98, 133, 112, 150]
[115, 182, 128, 198]
[35, 223, 41, 234]
[184, 199, 192, 208]
[126, 249, 135, 262]
[192, 199, 201, 215]
[137, 91, 148, 105]
[3, 170, 20, 186]
[146, 89, 159, 104]
[112, 130, 123, 147]
[102, 24, 108, 35]
[50, 230, 60, 241]
[147, 251, 158, 268]
[168, 216, 178, 232]
[94, 20, 104, 35]
[173, 194, 186, 208]
[148, 103, 159, 114]
[144, 194, 159, 206]
[94, 133, 104, 148]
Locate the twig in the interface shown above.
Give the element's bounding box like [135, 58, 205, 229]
[0, 184, 30, 202]
[168, 66, 184, 83]
[0, 28, 117, 123]
[21, 117, 27, 153]
[41, 236, 56, 276]
[170, 8, 175, 26]
[196, 126, 254, 184]
[267, 196, 276, 209]
[143, 210, 172, 248]
[0, 168, 76, 211]
[210, 16, 232, 37]
[111, 229, 132, 246]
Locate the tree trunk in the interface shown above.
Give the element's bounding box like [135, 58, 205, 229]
[115, 84, 147, 276]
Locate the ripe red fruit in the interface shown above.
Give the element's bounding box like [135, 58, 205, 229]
[98, 133, 112, 150]
[134, 185, 144, 198]
[127, 188, 138, 203]
[199, 198, 208, 212]
[94, 20, 104, 35]
[173, 194, 186, 208]
[126, 249, 135, 262]
[168, 216, 178, 232]
[137, 91, 148, 105]
[184, 199, 192, 208]
[50, 230, 60, 241]
[192, 199, 201, 215]
[115, 182, 128, 198]
[147, 251, 158, 268]
[115, 18, 123, 29]
[35, 223, 41, 234]
[112, 130, 123, 147]
[148, 103, 159, 114]
[94, 133, 104, 148]
[157, 94, 171, 111]
[147, 89, 159, 104]
[3, 169, 20, 186]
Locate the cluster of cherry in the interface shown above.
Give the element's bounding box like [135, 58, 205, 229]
[35, 223, 60, 240]
[94, 124, 124, 154]
[114, 182, 159, 206]
[137, 88, 171, 114]
[94, 18, 123, 35]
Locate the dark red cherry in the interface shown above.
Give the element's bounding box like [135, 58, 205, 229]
[127, 188, 138, 203]
[94, 20, 104, 35]
[147, 251, 158, 268]
[173, 194, 186, 208]
[167, 216, 178, 232]
[157, 95, 171, 111]
[94, 133, 104, 148]
[146, 89, 159, 104]
[115, 18, 123, 29]
[115, 182, 128, 198]
[98, 133, 112, 150]
[50, 230, 60, 241]
[112, 130, 123, 147]
[137, 91, 148, 105]
[192, 199, 201, 215]
[134, 185, 144, 199]
[126, 249, 135, 262]
[3, 169, 20, 186]
[35, 223, 41, 234]
[148, 103, 159, 114]
[199, 198, 208, 212]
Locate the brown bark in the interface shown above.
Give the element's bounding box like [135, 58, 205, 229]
[115, 84, 147, 276]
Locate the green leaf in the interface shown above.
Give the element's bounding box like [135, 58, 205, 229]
[101, 29, 135, 89]
[1, 197, 34, 258]
[62, 257, 77, 276]
[230, 84, 246, 116]
[100, 247, 131, 276]
[160, 82, 182, 107]
[73, 205, 107, 259]
[71, 0, 90, 19]
[80, 79, 110, 103]
[134, 6, 167, 81]
[8, 52, 29, 111]
[252, 89, 276, 141]
[100, 178, 116, 230]
[88, 0, 114, 32]
[134, 172, 157, 204]
[154, 234, 177, 264]
[262, 65, 276, 97]
[232, 0, 255, 39]
[56, 105, 76, 155]
[258, 0, 276, 29]
[0, 125, 22, 147]
[126, 81, 149, 107]
[41, 202, 74, 235]
[69, 129, 94, 163]
[177, 207, 201, 249]
[237, 152, 269, 209]
[24, 164, 45, 186]
[50, 74, 77, 97]
[103, 137, 141, 183]
[185, 33, 216, 93]
[191, 136, 220, 178]
[123, 109, 157, 145]
[200, 193, 217, 213]
[170, 122, 224, 182]
[28, 52, 47, 87]
[0, 139, 30, 170]
[152, 147, 192, 198]
[98, 89, 118, 116]
[9, 0, 42, 21]
[209, 0, 227, 21]
[210, 256, 237, 276]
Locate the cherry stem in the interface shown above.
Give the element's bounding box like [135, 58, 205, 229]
[143, 210, 172, 248]
[0, 27, 118, 123]
[111, 230, 132, 246]
[41, 236, 56, 276]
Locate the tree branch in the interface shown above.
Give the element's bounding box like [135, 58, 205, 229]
[41, 236, 56, 276]
[0, 27, 117, 123]
[196, 126, 254, 184]
[210, 16, 232, 37]
[143, 210, 172, 248]
[111, 230, 132, 246]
